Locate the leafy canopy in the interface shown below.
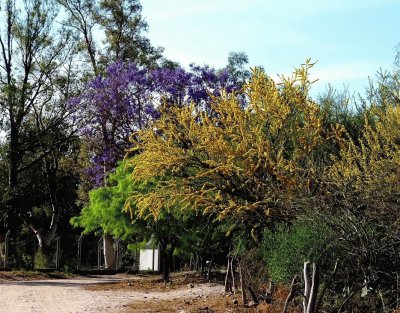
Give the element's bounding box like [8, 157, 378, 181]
[70, 161, 143, 239]
[129, 61, 325, 237]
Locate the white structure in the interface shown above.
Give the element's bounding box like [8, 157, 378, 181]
[139, 246, 159, 271]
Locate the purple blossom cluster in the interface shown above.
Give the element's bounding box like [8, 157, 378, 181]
[70, 61, 243, 187]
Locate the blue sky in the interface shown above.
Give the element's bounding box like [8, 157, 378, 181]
[142, 0, 400, 97]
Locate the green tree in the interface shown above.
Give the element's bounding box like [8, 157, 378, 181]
[0, 0, 77, 242]
[226, 51, 251, 87]
[57, 0, 165, 267]
[57, 0, 163, 76]
[96, 0, 163, 66]
[72, 160, 227, 280]
[71, 161, 140, 239]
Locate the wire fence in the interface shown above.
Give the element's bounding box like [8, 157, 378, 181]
[0, 230, 140, 272]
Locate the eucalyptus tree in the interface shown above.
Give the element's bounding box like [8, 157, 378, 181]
[0, 0, 78, 250]
[57, 0, 163, 75]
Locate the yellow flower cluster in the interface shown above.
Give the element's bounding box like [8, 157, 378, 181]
[326, 103, 400, 215]
[127, 60, 325, 222]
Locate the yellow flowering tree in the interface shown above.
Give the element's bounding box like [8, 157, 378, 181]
[319, 103, 400, 307]
[127, 61, 325, 240]
[325, 103, 400, 216]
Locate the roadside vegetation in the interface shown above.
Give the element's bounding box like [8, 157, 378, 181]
[0, 0, 399, 312]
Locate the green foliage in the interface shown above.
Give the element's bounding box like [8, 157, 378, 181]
[34, 250, 49, 269]
[71, 160, 143, 239]
[71, 158, 228, 280]
[262, 218, 336, 283]
[96, 0, 163, 66]
[226, 51, 251, 86]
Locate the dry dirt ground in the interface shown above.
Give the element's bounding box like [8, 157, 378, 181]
[0, 271, 272, 313]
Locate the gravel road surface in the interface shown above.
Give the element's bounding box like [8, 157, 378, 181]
[0, 276, 223, 313]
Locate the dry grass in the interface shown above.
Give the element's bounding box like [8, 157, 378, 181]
[85, 271, 205, 292]
[0, 270, 76, 281]
[122, 294, 272, 313]
[87, 271, 298, 313]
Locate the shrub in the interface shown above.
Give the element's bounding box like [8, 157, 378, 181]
[261, 217, 337, 284]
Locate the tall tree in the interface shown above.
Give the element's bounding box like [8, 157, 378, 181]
[57, 0, 163, 75]
[72, 160, 226, 281]
[56, 0, 99, 75]
[226, 51, 251, 88]
[57, 0, 163, 267]
[71, 61, 240, 191]
[96, 0, 163, 66]
[70, 60, 241, 268]
[129, 61, 325, 242]
[0, 0, 76, 244]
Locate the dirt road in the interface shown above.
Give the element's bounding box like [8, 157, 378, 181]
[0, 276, 224, 313]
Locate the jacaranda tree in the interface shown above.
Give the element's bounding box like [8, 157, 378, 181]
[71, 61, 244, 190]
[70, 59, 245, 268]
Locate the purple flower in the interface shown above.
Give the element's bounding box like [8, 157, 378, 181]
[70, 61, 244, 189]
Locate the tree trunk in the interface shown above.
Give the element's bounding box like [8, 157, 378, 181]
[163, 253, 170, 282]
[30, 227, 56, 268]
[29, 224, 58, 248]
[103, 234, 116, 269]
[159, 241, 174, 282]
[206, 258, 213, 282]
[6, 122, 20, 228]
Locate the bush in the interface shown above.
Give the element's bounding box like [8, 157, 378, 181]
[34, 249, 49, 269]
[261, 217, 337, 284]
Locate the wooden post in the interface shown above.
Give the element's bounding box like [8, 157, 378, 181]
[303, 261, 311, 313]
[77, 235, 83, 270]
[307, 263, 319, 313]
[4, 230, 10, 269]
[224, 256, 232, 292]
[397, 273, 399, 311]
[115, 239, 121, 271]
[283, 275, 298, 313]
[97, 237, 102, 270]
[238, 260, 247, 304]
[231, 258, 236, 295]
[303, 261, 320, 313]
[55, 237, 61, 270]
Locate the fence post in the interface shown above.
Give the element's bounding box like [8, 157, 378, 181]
[55, 237, 61, 270]
[77, 235, 83, 270]
[98, 237, 102, 270]
[4, 230, 10, 269]
[4, 230, 11, 268]
[115, 239, 121, 271]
